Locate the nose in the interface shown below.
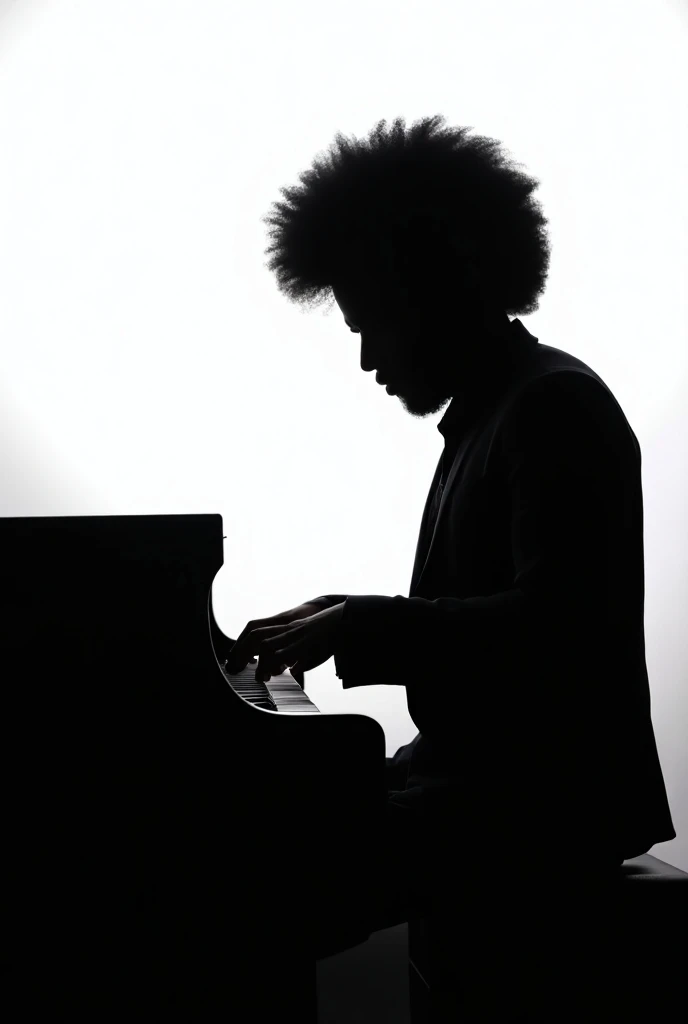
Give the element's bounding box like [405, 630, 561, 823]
[360, 333, 379, 375]
[360, 336, 388, 383]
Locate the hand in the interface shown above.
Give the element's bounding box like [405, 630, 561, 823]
[225, 599, 330, 686]
[227, 602, 345, 684]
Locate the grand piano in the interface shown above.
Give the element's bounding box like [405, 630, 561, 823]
[3, 513, 388, 1017]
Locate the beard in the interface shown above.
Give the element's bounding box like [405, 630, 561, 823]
[390, 314, 508, 419]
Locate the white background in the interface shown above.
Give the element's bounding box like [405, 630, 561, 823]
[0, 0, 685, 872]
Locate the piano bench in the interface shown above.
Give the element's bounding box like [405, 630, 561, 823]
[407, 852, 688, 1022]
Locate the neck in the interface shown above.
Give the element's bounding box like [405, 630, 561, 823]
[457, 314, 512, 371]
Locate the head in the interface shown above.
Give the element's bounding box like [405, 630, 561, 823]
[262, 115, 551, 419]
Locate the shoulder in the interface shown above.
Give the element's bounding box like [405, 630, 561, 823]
[504, 351, 629, 424]
[498, 364, 640, 465]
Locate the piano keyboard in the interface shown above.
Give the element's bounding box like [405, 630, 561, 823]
[221, 660, 320, 713]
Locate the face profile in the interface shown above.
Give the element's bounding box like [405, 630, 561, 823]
[331, 263, 514, 420]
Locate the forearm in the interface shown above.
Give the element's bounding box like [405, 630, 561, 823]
[332, 590, 543, 689]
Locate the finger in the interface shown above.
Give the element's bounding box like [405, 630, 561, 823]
[232, 622, 288, 671]
[226, 631, 251, 673]
[255, 658, 287, 682]
[267, 644, 300, 681]
[256, 664, 287, 684]
[254, 625, 306, 680]
[229, 624, 283, 673]
[256, 639, 300, 682]
[226, 653, 253, 674]
[226, 640, 256, 668]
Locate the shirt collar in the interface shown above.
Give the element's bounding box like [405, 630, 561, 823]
[437, 317, 539, 441]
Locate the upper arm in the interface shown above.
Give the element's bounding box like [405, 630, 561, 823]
[498, 370, 639, 628]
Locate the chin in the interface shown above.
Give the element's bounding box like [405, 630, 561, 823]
[399, 386, 451, 419]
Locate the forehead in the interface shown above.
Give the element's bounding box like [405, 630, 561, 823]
[331, 232, 406, 326]
[332, 273, 390, 328]
[332, 282, 360, 326]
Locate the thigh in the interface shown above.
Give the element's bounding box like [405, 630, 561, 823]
[385, 755, 408, 792]
[384, 740, 415, 792]
[364, 791, 437, 933]
[313, 793, 434, 959]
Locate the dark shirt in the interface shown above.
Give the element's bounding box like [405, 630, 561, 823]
[310, 318, 676, 860]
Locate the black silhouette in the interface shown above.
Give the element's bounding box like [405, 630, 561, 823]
[259, 115, 676, 965]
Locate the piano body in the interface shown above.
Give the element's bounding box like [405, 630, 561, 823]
[3, 514, 387, 1017]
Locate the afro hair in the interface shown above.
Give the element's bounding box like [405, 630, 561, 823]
[261, 114, 551, 320]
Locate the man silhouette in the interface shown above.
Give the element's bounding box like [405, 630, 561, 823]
[232, 115, 676, 965]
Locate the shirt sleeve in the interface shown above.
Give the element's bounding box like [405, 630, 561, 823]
[333, 370, 635, 690]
